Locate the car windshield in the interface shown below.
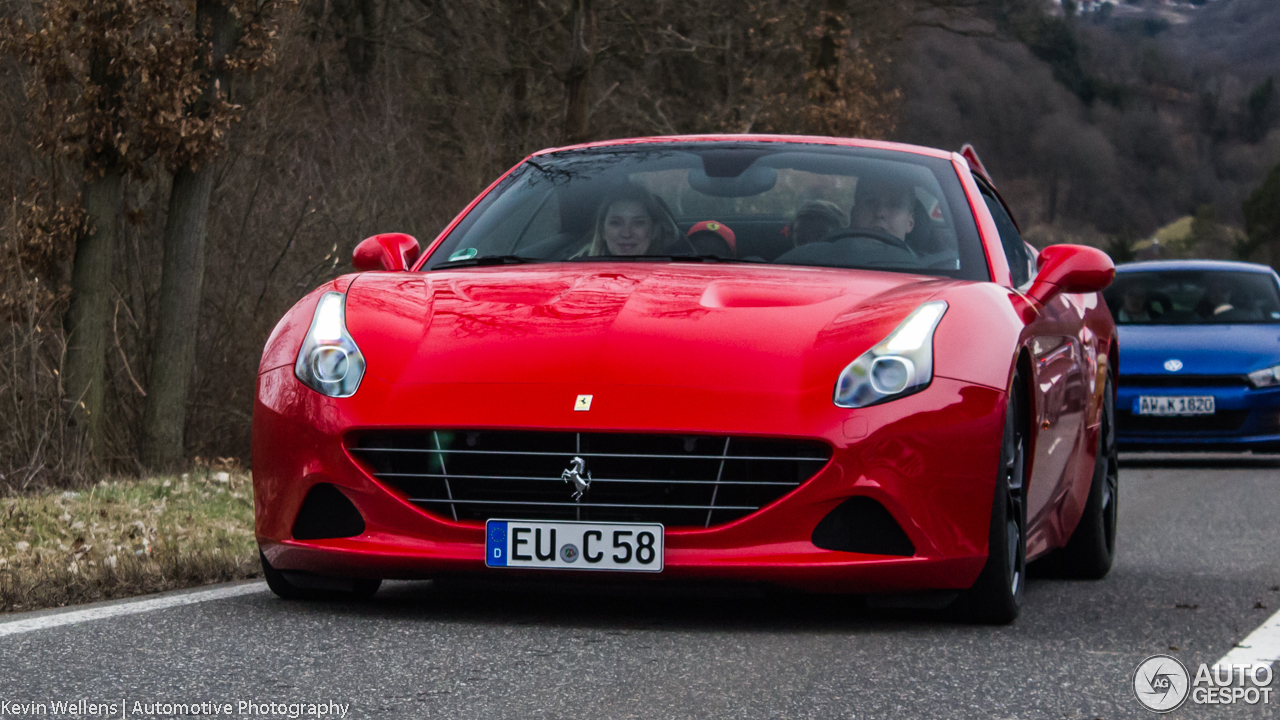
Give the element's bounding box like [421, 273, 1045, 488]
[423, 142, 989, 281]
[1104, 270, 1280, 325]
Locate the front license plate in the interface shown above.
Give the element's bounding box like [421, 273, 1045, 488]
[486, 520, 663, 572]
[1137, 396, 1216, 416]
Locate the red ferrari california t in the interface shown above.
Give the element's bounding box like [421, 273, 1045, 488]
[253, 135, 1118, 623]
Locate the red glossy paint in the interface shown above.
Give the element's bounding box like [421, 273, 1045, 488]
[959, 143, 994, 186]
[352, 233, 420, 272]
[253, 136, 1118, 598]
[953, 153, 1012, 288]
[1026, 244, 1116, 306]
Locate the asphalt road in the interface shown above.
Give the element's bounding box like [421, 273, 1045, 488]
[1, 455, 1278, 720]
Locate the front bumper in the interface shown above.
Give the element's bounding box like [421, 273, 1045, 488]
[1116, 380, 1280, 450]
[252, 368, 1005, 594]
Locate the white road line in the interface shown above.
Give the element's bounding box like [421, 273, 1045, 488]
[1214, 606, 1280, 673]
[0, 582, 267, 638]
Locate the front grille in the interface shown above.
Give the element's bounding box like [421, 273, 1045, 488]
[348, 430, 831, 528]
[1121, 374, 1248, 388]
[1117, 410, 1251, 434]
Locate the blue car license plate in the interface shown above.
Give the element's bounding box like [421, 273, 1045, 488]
[486, 520, 664, 572]
[1137, 396, 1215, 416]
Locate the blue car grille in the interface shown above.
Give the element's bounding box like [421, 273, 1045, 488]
[1121, 374, 1249, 388]
[1117, 410, 1251, 434]
[348, 430, 831, 528]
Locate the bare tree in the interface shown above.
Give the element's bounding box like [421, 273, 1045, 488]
[142, 0, 291, 470]
[562, 0, 595, 143]
[5, 0, 202, 463]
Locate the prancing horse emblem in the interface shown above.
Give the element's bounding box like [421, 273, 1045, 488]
[562, 456, 592, 501]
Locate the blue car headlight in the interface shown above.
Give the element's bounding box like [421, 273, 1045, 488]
[1248, 364, 1280, 388]
[834, 301, 948, 409]
[295, 291, 366, 398]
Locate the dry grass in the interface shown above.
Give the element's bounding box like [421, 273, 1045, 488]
[0, 469, 258, 613]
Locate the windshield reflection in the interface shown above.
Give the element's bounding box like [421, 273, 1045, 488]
[423, 142, 989, 282]
[1103, 270, 1280, 325]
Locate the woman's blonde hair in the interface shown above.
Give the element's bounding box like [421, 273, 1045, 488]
[583, 184, 681, 256]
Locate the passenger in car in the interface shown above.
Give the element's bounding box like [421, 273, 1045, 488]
[903, 198, 946, 256]
[1118, 286, 1153, 323]
[786, 200, 845, 246]
[1196, 280, 1237, 319]
[850, 176, 916, 243]
[577, 184, 684, 257]
[686, 220, 736, 257]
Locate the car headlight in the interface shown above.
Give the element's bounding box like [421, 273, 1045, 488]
[295, 291, 366, 397]
[834, 301, 948, 408]
[1248, 365, 1280, 388]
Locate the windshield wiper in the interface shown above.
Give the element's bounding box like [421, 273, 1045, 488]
[431, 254, 542, 270]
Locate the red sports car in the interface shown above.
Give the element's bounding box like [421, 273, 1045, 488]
[253, 135, 1118, 623]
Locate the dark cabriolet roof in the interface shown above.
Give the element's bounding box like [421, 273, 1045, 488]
[1116, 260, 1277, 275]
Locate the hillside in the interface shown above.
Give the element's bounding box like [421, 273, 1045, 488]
[1168, 0, 1280, 83]
[892, 0, 1280, 250]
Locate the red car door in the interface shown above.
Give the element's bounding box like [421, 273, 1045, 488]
[973, 179, 1090, 556]
[1024, 294, 1089, 551]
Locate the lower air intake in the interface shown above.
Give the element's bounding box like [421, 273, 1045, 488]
[811, 496, 915, 557]
[292, 483, 366, 540]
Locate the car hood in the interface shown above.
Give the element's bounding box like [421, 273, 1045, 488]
[1117, 323, 1280, 376]
[344, 263, 957, 392]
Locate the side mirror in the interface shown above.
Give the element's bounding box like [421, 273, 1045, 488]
[352, 233, 421, 272]
[1026, 244, 1115, 305]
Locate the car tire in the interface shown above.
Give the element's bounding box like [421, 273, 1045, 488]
[1047, 372, 1118, 579]
[260, 550, 382, 601]
[953, 376, 1027, 625]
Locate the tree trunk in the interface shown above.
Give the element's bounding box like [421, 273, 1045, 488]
[505, 0, 535, 159]
[333, 0, 383, 77]
[562, 0, 595, 144]
[140, 165, 216, 470]
[63, 167, 124, 463]
[141, 0, 236, 471]
[816, 0, 843, 86]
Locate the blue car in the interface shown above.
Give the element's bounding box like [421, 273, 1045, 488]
[1103, 260, 1280, 452]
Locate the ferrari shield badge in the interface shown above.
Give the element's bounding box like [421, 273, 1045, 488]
[574, 394, 593, 411]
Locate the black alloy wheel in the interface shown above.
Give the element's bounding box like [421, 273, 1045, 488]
[260, 550, 382, 601]
[1046, 371, 1119, 579]
[953, 375, 1028, 624]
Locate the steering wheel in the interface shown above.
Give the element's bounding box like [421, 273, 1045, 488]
[820, 227, 915, 253]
